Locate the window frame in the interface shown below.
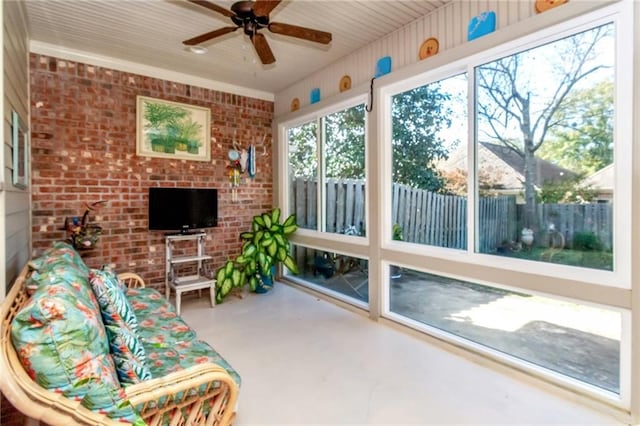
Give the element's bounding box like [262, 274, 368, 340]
[280, 94, 369, 244]
[380, 5, 632, 291]
[274, 0, 634, 412]
[377, 2, 632, 408]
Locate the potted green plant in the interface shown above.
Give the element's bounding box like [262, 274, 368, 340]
[215, 208, 298, 303]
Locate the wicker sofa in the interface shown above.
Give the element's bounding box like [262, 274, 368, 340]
[0, 242, 239, 425]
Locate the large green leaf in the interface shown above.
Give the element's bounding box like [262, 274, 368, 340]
[283, 255, 299, 274]
[262, 213, 272, 229]
[283, 214, 296, 227]
[253, 215, 266, 228]
[271, 208, 281, 225]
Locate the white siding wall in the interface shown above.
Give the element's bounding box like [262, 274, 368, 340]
[275, 0, 545, 116]
[2, 1, 30, 300]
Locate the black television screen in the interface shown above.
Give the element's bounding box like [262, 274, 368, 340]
[148, 187, 218, 233]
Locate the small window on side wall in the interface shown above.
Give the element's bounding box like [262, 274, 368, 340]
[12, 110, 29, 190]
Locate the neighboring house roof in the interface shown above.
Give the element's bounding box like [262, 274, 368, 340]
[439, 142, 577, 190]
[581, 164, 613, 192]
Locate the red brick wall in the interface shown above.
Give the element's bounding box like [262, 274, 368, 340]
[29, 54, 274, 289]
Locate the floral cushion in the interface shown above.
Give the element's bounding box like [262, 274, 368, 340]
[145, 339, 241, 387]
[80, 381, 146, 425]
[89, 268, 140, 332]
[26, 261, 100, 313]
[105, 324, 153, 385]
[126, 287, 196, 343]
[126, 287, 240, 386]
[29, 241, 89, 275]
[11, 283, 139, 423]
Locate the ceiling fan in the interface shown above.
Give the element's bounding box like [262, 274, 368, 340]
[183, 0, 332, 65]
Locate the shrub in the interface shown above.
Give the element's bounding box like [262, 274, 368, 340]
[572, 232, 602, 251]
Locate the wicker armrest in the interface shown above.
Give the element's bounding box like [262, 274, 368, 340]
[117, 272, 146, 289]
[124, 363, 238, 426]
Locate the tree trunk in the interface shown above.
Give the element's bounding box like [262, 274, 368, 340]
[523, 148, 538, 231]
[521, 93, 538, 232]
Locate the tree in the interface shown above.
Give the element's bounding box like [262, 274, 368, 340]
[476, 23, 613, 229]
[441, 167, 508, 198]
[287, 121, 318, 179]
[288, 80, 454, 192]
[538, 80, 613, 175]
[392, 82, 452, 191]
[324, 104, 365, 179]
[537, 178, 598, 204]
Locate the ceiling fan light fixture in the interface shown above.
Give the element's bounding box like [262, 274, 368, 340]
[189, 45, 208, 54]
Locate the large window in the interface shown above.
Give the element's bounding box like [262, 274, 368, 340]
[285, 103, 367, 304]
[287, 104, 366, 235]
[288, 120, 318, 230]
[388, 266, 621, 394]
[390, 73, 468, 248]
[290, 243, 369, 304]
[381, 10, 628, 401]
[475, 23, 615, 270]
[279, 2, 631, 407]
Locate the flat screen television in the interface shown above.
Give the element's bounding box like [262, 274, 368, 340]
[148, 187, 218, 233]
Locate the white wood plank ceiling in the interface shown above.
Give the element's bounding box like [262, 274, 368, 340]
[24, 0, 451, 95]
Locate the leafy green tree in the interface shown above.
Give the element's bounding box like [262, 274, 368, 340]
[476, 23, 612, 228]
[392, 83, 452, 191]
[537, 178, 598, 204]
[538, 81, 613, 175]
[324, 104, 365, 179]
[287, 121, 318, 179]
[288, 83, 453, 192]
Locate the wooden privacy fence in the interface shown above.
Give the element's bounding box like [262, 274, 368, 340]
[518, 203, 613, 251]
[391, 183, 515, 251]
[290, 178, 612, 251]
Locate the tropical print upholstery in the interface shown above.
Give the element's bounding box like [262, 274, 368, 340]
[13, 240, 239, 425]
[126, 287, 241, 386]
[89, 268, 140, 332]
[105, 324, 153, 385]
[126, 287, 197, 343]
[126, 287, 241, 424]
[26, 261, 99, 310]
[28, 241, 90, 275]
[146, 339, 241, 386]
[81, 382, 146, 426]
[11, 282, 141, 423]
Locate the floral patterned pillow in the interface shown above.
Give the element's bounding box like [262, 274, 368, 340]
[80, 378, 146, 424]
[29, 241, 89, 275]
[105, 324, 153, 386]
[26, 261, 100, 313]
[89, 268, 139, 332]
[11, 284, 118, 400]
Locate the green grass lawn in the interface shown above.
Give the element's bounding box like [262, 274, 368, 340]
[501, 247, 613, 271]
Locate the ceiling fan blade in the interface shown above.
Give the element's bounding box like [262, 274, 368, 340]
[183, 26, 238, 45]
[253, 0, 281, 17]
[251, 32, 276, 65]
[268, 22, 332, 44]
[187, 0, 235, 18]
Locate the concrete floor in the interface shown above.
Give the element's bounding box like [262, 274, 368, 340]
[178, 284, 624, 425]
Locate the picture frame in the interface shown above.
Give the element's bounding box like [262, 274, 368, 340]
[136, 96, 211, 162]
[12, 110, 28, 189]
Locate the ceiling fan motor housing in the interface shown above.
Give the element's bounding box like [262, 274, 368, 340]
[231, 1, 269, 35]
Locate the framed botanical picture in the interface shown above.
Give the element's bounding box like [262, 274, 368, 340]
[12, 110, 28, 189]
[136, 96, 211, 162]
